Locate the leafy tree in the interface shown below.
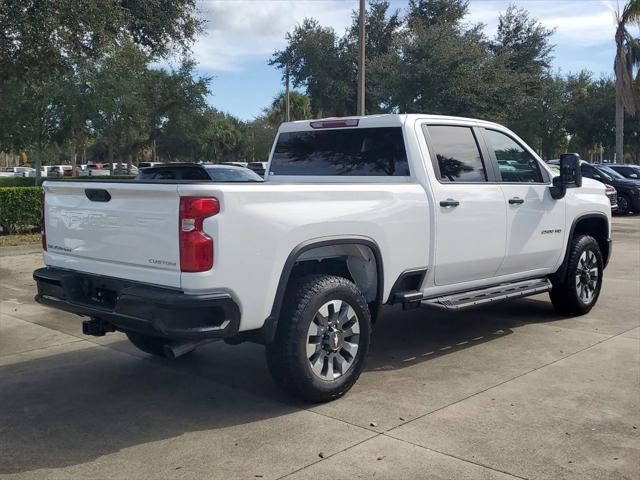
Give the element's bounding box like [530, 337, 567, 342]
[246, 117, 278, 161]
[0, 0, 202, 182]
[614, 0, 640, 162]
[0, 0, 202, 83]
[90, 42, 152, 166]
[391, 9, 501, 117]
[566, 77, 615, 159]
[344, 0, 403, 113]
[270, 19, 354, 117]
[146, 60, 211, 161]
[490, 6, 555, 144]
[406, 0, 469, 29]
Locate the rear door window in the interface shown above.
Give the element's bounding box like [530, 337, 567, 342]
[424, 125, 488, 182]
[269, 127, 410, 176]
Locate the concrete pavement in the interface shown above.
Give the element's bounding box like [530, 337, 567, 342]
[1, 216, 638, 479]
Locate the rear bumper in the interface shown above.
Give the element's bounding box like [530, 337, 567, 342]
[33, 267, 240, 340]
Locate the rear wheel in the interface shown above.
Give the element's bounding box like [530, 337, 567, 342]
[266, 274, 371, 403]
[550, 235, 603, 315]
[126, 332, 181, 357]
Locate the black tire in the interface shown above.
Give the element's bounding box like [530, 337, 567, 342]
[266, 274, 371, 403]
[126, 332, 179, 357]
[550, 235, 603, 316]
[616, 193, 631, 215]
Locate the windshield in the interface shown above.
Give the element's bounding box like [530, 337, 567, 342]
[596, 165, 624, 180]
[205, 167, 263, 182]
[597, 165, 625, 180]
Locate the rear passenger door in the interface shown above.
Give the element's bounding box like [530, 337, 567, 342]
[422, 124, 507, 286]
[481, 128, 565, 275]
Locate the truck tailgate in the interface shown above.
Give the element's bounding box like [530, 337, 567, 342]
[43, 181, 181, 288]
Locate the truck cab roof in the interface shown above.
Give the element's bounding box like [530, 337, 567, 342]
[278, 113, 506, 133]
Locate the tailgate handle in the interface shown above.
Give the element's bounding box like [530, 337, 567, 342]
[85, 189, 111, 202]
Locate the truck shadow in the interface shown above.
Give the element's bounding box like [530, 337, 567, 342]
[0, 295, 567, 474]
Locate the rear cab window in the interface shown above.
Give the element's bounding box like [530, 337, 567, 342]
[269, 127, 410, 178]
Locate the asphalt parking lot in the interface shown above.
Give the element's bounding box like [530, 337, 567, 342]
[1, 216, 638, 480]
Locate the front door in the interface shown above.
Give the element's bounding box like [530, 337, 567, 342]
[422, 124, 507, 286]
[481, 128, 565, 275]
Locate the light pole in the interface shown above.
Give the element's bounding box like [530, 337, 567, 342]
[285, 64, 290, 122]
[357, 0, 366, 116]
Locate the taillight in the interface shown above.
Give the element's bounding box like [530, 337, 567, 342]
[41, 189, 47, 251]
[179, 197, 219, 272]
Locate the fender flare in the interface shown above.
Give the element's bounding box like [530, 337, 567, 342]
[260, 237, 384, 344]
[554, 212, 610, 281]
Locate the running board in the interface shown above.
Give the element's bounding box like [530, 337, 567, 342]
[422, 278, 552, 311]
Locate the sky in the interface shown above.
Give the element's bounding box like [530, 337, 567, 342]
[186, 0, 626, 120]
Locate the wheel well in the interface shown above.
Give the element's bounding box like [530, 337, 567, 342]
[292, 244, 379, 307]
[552, 214, 610, 284]
[256, 240, 383, 345]
[573, 216, 609, 264]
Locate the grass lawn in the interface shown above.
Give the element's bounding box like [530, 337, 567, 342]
[0, 233, 40, 247]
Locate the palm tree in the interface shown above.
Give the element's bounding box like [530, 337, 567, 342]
[614, 0, 640, 163]
[264, 91, 311, 128]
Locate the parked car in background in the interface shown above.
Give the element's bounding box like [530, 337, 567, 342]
[219, 161, 249, 168]
[136, 163, 263, 182]
[580, 163, 640, 214]
[603, 164, 640, 180]
[0, 166, 35, 177]
[138, 162, 164, 168]
[110, 163, 139, 175]
[248, 161, 268, 177]
[49, 165, 73, 177]
[604, 184, 618, 212]
[79, 164, 110, 177]
[548, 161, 617, 214]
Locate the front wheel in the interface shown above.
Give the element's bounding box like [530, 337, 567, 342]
[266, 274, 371, 403]
[550, 235, 603, 315]
[616, 193, 631, 215]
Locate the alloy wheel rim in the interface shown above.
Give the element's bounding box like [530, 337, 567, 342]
[618, 196, 628, 213]
[306, 299, 360, 381]
[575, 250, 599, 304]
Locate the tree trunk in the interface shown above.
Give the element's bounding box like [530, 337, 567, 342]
[615, 89, 625, 164]
[70, 136, 77, 171]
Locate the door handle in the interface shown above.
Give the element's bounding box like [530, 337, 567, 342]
[439, 199, 460, 208]
[508, 197, 525, 205]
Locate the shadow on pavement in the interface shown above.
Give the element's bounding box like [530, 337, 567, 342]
[0, 295, 567, 474]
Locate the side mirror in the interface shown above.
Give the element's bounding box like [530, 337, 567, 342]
[630, 173, 638, 178]
[550, 153, 582, 199]
[559, 153, 582, 188]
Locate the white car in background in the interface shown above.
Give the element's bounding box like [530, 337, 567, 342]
[0, 166, 35, 177]
[79, 164, 110, 176]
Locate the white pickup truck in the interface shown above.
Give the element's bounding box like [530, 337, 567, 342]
[34, 114, 612, 402]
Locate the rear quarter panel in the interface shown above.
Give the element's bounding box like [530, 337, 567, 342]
[177, 183, 429, 331]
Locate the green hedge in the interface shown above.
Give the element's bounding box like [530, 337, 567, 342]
[0, 176, 135, 187]
[0, 177, 39, 187]
[0, 187, 41, 234]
